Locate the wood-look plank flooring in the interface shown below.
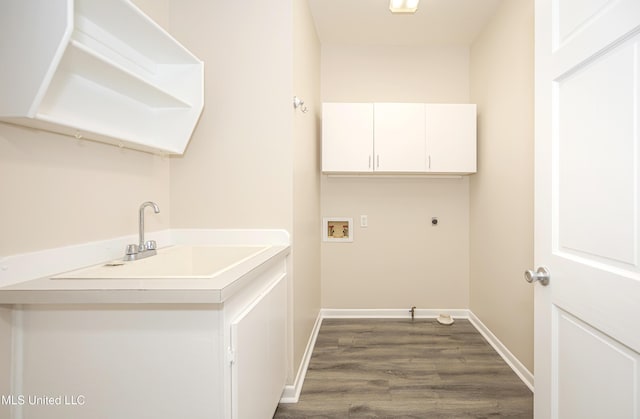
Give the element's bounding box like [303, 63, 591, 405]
[274, 318, 532, 418]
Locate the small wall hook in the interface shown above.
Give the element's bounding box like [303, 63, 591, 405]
[293, 96, 308, 113]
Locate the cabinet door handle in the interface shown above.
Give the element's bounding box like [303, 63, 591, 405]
[368, 155, 371, 169]
[376, 155, 380, 168]
[428, 155, 431, 170]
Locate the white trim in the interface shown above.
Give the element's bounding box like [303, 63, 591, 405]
[325, 174, 465, 179]
[321, 308, 469, 319]
[279, 311, 323, 403]
[468, 311, 534, 392]
[281, 308, 534, 402]
[10, 306, 23, 419]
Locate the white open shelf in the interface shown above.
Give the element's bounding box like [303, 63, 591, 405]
[64, 40, 192, 108]
[0, 0, 204, 155]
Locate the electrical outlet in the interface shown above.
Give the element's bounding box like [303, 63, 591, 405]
[360, 215, 368, 228]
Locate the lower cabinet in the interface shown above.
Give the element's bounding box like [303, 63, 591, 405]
[5, 261, 288, 419]
[231, 276, 287, 418]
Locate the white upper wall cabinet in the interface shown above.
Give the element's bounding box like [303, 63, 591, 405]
[0, 0, 204, 155]
[374, 103, 426, 172]
[426, 104, 477, 173]
[322, 102, 476, 174]
[322, 103, 374, 172]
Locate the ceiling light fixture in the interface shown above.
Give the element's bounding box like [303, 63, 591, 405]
[389, 0, 419, 14]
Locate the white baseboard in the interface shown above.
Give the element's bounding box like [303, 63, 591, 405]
[279, 311, 323, 403]
[321, 308, 469, 319]
[281, 308, 534, 402]
[467, 311, 534, 392]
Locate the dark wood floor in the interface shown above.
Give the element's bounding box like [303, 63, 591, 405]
[274, 318, 532, 418]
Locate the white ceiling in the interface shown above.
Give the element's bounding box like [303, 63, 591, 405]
[307, 0, 503, 46]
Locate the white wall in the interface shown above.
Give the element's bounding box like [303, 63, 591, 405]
[0, 128, 171, 257]
[167, 0, 321, 382]
[320, 45, 471, 309]
[322, 45, 469, 103]
[469, 0, 534, 371]
[168, 0, 293, 232]
[322, 177, 469, 309]
[292, 0, 322, 375]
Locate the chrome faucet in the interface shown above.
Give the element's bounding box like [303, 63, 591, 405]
[124, 201, 160, 261]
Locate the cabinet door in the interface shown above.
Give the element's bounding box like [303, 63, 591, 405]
[231, 275, 287, 419]
[322, 103, 374, 172]
[425, 104, 477, 173]
[374, 103, 426, 172]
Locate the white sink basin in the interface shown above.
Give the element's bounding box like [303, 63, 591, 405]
[53, 245, 270, 279]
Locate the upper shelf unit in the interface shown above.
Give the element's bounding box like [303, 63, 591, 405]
[0, 0, 204, 155]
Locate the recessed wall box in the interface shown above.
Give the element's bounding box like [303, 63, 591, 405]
[323, 217, 353, 242]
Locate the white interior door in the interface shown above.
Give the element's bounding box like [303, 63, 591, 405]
[534, 0, 640, 418]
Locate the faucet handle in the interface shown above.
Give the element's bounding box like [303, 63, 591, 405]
[125, 244, 138, 255]
[145, 240, 157, 251]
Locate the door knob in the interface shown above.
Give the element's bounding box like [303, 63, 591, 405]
[524, 267, 550, 286]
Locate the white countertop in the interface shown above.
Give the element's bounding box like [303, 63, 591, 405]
[0, 229, 290, 305]
[0, 245, 288, 304]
